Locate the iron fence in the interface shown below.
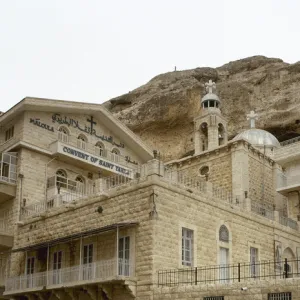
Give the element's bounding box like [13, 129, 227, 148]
[158, 258, 300, 286]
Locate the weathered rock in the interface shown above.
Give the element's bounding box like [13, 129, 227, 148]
[104, 56, 300, 161]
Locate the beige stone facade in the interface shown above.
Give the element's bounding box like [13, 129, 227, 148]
[1, 87, 300, 300]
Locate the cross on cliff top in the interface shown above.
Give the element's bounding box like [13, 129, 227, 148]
[247, 110, 258, 128]
[205, 80, 216, 94]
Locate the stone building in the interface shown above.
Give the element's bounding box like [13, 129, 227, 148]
[1, 82, 300, 300]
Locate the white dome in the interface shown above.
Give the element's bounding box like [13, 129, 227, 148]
[232, 128, 280, 148]
[201, 93, 220, 104]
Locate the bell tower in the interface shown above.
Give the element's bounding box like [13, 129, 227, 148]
[194, 80, 228, 155]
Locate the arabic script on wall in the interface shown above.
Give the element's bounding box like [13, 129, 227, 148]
[52, 113, 125, 148]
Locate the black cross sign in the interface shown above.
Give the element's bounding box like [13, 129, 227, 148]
[87, 116, 97, 134]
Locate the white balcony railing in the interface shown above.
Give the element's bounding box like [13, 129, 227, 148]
[5, 259, 132, 293]
[53, 138, 139, 170]
[277, 173, 300, 189]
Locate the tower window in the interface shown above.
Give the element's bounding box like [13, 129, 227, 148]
[200, 166, 209, 176]
[219, 225, 229, 242]
[5, 126, 14, 141]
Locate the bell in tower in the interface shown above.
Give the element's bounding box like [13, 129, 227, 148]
[194, 80, 228, 155]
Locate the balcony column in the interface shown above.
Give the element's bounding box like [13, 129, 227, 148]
[116, 225, 119, 276]
[79, 236, 82, 281]
[24, 251, 27, 275]
[46, 243, 49, 285]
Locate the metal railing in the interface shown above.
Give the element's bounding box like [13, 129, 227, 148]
[20, 202, 47, 220]
[55, 138, 139, 169]
[280, 136, 300, 147]
[165, 171, 207, 193]
[279, 215, 298, 230]
[158, 258, 300, 286]
[5, 258, 132, 293]
[251, 202, 274, 220]
[212, 186, 243, 207]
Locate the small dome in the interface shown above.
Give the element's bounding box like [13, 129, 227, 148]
[232, 128, 280, 148]
[201, 93, 220, 104]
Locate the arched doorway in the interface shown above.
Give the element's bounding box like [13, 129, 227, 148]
[282, 247, 296, 278]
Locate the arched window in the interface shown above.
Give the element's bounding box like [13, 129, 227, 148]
[95, 142, 105, 157]
[58, 126, 70, 143]
[111, 148, 120, 155]
[219, 225, 229, 242]
[77, 134, 87, 150]
[111, 148, 120, 163]
[56, 169, 67, 189]
[75, 175, 85, 194]
[200, 122, 208, 152]
[218, 123, 226, 146]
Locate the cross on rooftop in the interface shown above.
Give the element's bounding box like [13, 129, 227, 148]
[247, 110, 258, 128]
[205, 80, 216, 94]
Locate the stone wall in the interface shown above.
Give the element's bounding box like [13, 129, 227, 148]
[9, 174, 300, 299]
[248, 151, 274, 205]
[172, 151, 232, 192]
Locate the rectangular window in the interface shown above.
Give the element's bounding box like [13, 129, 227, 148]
[5, 126, 14, 141]
[250, 247, 259, 277]
[26, 257, 35, 288]
[182, 228, 193, 266]
[82, 244, 94, 280]
[203, 297, 224, 300]
[83, 244, 93, 264]
[268, 292, 292, 300]
[53, 251, 62, 284]
[26, 257, 35, 275]
[119, 236, 130, 276]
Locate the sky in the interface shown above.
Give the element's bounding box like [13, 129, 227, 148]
[0, 0, 299, 112]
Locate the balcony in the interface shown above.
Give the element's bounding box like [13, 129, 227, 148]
[5, 258, 133, 295]
[20, 173, 134, 220]
[49, 139, 136, 178]
[0, 153, 17, 203]
[0, 209, 13, 250]
[277, 173, 300, 196]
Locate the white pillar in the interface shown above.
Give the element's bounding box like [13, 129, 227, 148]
[79, 236, 83, 281]
[116, 226, 119, 276]
[46, 243, 50, 285]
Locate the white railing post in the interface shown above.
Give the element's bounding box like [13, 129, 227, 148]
[116, 226, 119, 277]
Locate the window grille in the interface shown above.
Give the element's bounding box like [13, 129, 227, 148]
[203, 297, 224, 300]
[219, 225, 229, 242]
[182, 228, 193, 266]
[268, 292, 291, 300]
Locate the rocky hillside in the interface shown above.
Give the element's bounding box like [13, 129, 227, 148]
[104, 56, 300, 161]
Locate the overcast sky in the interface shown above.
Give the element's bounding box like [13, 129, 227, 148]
[0, 0, 299, 112]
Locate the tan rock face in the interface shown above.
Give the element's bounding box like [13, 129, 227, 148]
[105, 56, 300, 161]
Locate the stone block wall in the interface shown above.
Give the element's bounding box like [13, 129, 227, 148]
[151, 179, 300, 275]
[248, 152, 274, 205]
[175, 151, 232, 192]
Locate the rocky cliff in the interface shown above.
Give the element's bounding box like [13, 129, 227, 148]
[104, 56, 300, 161]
